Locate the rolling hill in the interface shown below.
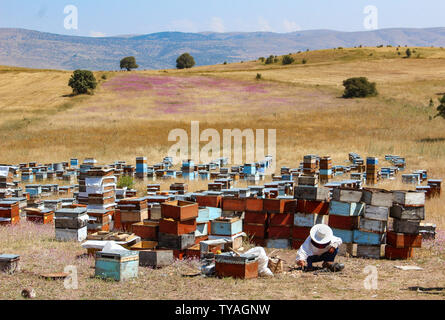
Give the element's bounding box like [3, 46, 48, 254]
[2, 27, 445, 70]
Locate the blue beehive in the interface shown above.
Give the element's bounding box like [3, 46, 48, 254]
[70, 159, 79, 168]
[243, 163, 256, 175]
[197, 207, 222, 223]
[353, 230, 385, 245]
[332, 228, 354, 244]
[25, 184, 42, 197]
[366, 157, 378, 165]
[329, 201, 364, 217]
[211, 218, 243, 236]
[95, 250, 139, 282]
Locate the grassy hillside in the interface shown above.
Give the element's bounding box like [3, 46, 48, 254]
[1, 47, 445, 300]
[0, 47, 444, 226]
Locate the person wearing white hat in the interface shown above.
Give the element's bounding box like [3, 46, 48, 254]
[296, 224, 344, 272]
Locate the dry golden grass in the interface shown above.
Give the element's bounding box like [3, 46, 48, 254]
[0, 221, 444, 300]
[1, 47, 443, 225]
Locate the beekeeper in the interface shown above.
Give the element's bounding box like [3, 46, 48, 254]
[296, 224, 344, 272]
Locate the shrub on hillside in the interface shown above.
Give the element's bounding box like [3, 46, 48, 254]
[342, 77, 378, 98]
[68, 70, 97, 95]
[176, 53, 196, 69]
[434, 95, 445, 119]
[120, 56, 139, 71]
[117, 175, 135, 189]
[265, 55, 275, 64]
[302, 58, 307, 64]
[256, 73, 262, 80]
[282, 55, 295, 65]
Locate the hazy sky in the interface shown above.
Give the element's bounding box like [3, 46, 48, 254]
[0, 0, 444, 37]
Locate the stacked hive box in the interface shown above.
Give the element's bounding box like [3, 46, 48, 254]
[328, 188, 364, 251]
[293, 180, 330, 249]
[244, 198, 267, 246]
[210, 216, 244, 250]
[25, 207, 54, 224]
[266, 198, 296, 249]
[85, 167, 116, 233]
[135, 157, 148, 179]
[170, 183, 188, 195]
[159, 200, 198, 257]
[195, 194, 222, 243]
[303, 155, 318, 175]
[386, 191, 425, 259]
[319, 156, 333, 183]
[116, 198, 149, 232]
[77, 163, 96, 204]
[366, 157, 378, 185]
[0, 166, 14, 197]
[353, 188, 393, 258]
[55, 207, 88, 242]
[427, 179, 441, 197]
[0, 200, 20, 226]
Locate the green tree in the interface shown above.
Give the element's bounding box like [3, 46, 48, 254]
[68, 70, 97, 95]
[265, 55, 275, 64]
[342, 77, 378, 98]
[434, 95, 445, 119]
[176, 53, 196, 69]
[120, 56, 139, 71]
[302, 58, 307, 64]
[282, 55, 295, 65]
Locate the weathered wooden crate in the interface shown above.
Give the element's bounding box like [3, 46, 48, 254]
[329, 215, 360, 230]
[392, 219, 420, 234]
[215, 253, 258, 279]
[0, 254, 20, 274]
[245, 198, 264, 212]
[347, 244, 384, 259]
[363, 205, 389, 221]
[362, 188, 393, 207]
[332, 188, 363, 203]
[293, 213, 328, 227]
[329, 201, 364, 217]
[158, 232, 195, 250]
[161, 200, 198, 221]
[211, 218, 243, 236]
[390, 205, 425, 221]
[385, 245, 414, 260]
[353, 230, 385, 245]
[95, 251, 139, 281]
[294, 186, 329, 201]
[393, 190, 425, 206]
[159, 218, 197, 235]
[386, 231, 422, 248]
[359, 218, 387, 233]
[298, 200, 329, 215]
[196, 207, 222, 223]
[332, 228, 354, 243]
[55, 226, 87, 242]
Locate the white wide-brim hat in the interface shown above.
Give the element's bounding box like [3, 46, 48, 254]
[310, 224, 333, 245]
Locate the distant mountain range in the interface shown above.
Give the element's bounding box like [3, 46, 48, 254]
[2, 27, 445, 70]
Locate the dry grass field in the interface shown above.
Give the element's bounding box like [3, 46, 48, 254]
[0, 46, 444, 300]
